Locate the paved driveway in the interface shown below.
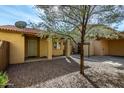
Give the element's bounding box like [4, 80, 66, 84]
[72, 55, 124, 66]
[71, 55, 124, 87]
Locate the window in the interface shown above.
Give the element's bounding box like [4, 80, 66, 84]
[53, 41, 61, 49]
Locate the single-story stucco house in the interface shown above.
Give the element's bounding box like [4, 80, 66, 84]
[71, 24, 124, 56]
[73, 33, 124, 57]
[92, 37, 124, 56]
[0, 25, 71, 64]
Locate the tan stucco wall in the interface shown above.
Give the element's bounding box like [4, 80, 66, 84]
[0, 30, 71, 64]
[108, 39, 124, 56]
[65, 39, 71, 57]
[84, 39, 124, 56]
[47, 38, 52, 59]
[52, 49, 64, 56]
[83, 41, 95, 56]
[93, 40, 108, 56]
[52, 40, 64, 56]
[40, 38, 48, 57]
[93, 39, 124, 56]
[40, 38, 65, 58]
[0, 31, 24, 64]
[89, 40, 95, 56]
[83, 45, 88, 56]
[102, 40, 109, 55]
[73, 39, 124, 56]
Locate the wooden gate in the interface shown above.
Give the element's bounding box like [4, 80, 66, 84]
[0, 40, 9, 71]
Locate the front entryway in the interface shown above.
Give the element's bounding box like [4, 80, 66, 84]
[27, 39, 38, 57]
[25, 36, 40, 58]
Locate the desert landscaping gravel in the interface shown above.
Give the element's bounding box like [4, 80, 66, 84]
[6, 55, 124, 88]
[72, 55, 124, 88]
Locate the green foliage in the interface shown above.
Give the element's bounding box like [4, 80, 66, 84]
[85, 25, 120, 40]
[35, 5, 124, 44]
[66, 24, 122, 45]
[35, 5, 124, 74]
[0, 72, 9, 88]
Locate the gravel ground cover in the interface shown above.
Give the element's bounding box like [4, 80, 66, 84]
[72, 55, 124, 88]
[6, 57, 93, 88]
[6, 55, 124, 88]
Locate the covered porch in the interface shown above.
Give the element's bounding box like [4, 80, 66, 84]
[24, 34, 71, 62]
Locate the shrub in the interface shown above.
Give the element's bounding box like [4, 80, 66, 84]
[0, 72, 9, 88]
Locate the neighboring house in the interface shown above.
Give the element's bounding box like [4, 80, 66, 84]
[88, 27, 124, 56]
[0, 25, 71, 64]
[71, 24, 124, 56]
[92, 35, 124, 56]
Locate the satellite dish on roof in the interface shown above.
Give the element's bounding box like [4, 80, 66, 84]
[15, 21, 27, 28]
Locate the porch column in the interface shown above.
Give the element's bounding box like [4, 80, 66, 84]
[65, 39, 71, 57]
[47, 37, 52, 59]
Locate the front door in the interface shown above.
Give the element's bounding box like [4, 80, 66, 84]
[27, 39, 38, 57]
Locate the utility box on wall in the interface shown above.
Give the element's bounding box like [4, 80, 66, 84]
[0, 40, 9, 71]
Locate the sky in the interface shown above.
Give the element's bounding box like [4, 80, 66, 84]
[0, 5, 41, 26]
[0, 5, 124, 31]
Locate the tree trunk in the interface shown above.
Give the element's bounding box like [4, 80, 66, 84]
[80, 41, 84, 75]
[80, 24, 85, 75]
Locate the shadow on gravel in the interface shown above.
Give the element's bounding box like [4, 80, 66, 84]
[67, 57, 91, 69]
[83, 75, 99, 88]
[114, 66, 124, 70]
[84, 72, 124, 88]
[68, 57, 99, 88]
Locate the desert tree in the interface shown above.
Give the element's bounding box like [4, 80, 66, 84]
[36, 5, 124, 75]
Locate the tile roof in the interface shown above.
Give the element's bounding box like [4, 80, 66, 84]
[0, 25, 41, 35]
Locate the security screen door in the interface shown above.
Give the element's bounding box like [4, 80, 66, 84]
[27, 39, 38, 57]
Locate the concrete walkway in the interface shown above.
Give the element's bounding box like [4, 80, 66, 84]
[72, 55, 124, 66]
